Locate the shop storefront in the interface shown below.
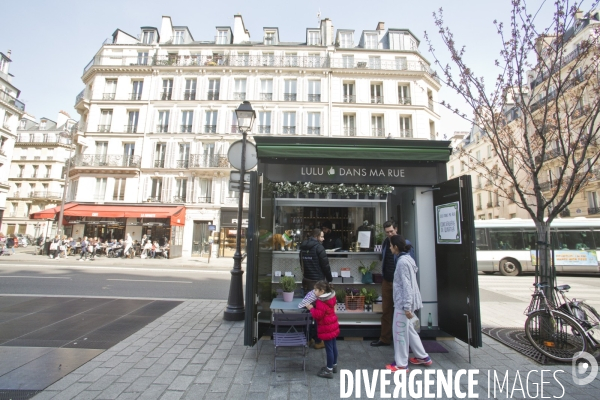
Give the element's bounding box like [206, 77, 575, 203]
[219, 208, 248, 258]
[243, 137, 482, 350]
[30, 203, 186, 258]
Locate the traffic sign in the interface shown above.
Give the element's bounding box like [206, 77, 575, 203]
[227, 140, 258, 171]
[230, 171, 251, 183]
[229, 181, 250, 193]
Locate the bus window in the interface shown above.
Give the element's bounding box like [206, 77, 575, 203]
[593, 231, 600, 249]
[475, 228, 488, 250]
[489, 230, 525, 250]
[555, 230, 595, 250]
[523, 231, 537, 250]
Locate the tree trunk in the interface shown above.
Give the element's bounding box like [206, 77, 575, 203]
[535, 221, 555, 305]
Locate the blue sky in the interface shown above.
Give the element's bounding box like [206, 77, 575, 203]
[0, 0, 561, 136]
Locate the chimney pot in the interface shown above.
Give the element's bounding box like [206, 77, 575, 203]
[7, 50, 11, 59]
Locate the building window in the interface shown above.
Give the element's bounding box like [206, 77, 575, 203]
[343, 114, 356, 137]
[308, 80, 321, 102]
[103, 79, 117, 100]
[174, 30, 185, 44]
[487, 145, 492, 158]
[180, 111, 193, 133]
[137, 52, 149, 65]
[282, 112, 296, 134]
[284, 79, 297, 101]
[233, 78, 247, 100]
[389, 32, 403, 50]
[371, 115, 384, 137]
[307, 31, 320, 45]
[368, 56, 381, 69]
[343, 82, 355, 103]
[198, 179, 212, 203]
[264, 32, 275, 45]
[477, 193, 482, 210]
[370, 83, 383, 104]
[123, 143, 135, 166]
[154, 143, 166, 168]
[98, 110, 112, 132]
[94, 178, 107, 202]
[178, 143, 190, 168]
[396, 57, 408, 70]
[131, 80, 143, 100]
[141, 30, 154, 44]
[365, 34, 378, 49]
[113, 178, 126, 201]
[339, 32, 353, 48]
[149, 178, 162, 202]
[70, 179, 78, 201]
[258, 111, 271, 134]
[450, 165, 455, 176]
[342, 55, 354, 68]
[260, 79, 273, 100]
[307, 113, 321, 135]
[285, 53, 298, 67]
[262, 52, 275, 66]
[157, 111, 170, 133]
[127, 111, 139, 133]
[398, 84, 411, 105]
[161, 79, 173, 100]
[588, 192, 599, 214]
[207, 79, 220, 100]
[476, 150, 481, 162]
[205, 111, 217, 133]
[174, 179, 187, 202]
[184, 79, 196, 100]
[216, 30, 228, 44]
[399, 116, 412, 138]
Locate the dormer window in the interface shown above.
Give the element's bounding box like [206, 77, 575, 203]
[365, 34, 378, 49]
[216, 30, 228, 44]
[389, 32, 404, 50]
[264, 32, 275, 45]
[339, 32, 353, 48]
[307, 31, 320, 46]
[142, 30, 155, 44]
[174, 30, 185, 44]
[40, 120, 47, 130]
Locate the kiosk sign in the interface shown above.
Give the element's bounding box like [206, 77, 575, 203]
[436, 201, 461, 244]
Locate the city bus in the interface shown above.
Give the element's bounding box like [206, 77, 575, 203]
[475, 218, 600, 276]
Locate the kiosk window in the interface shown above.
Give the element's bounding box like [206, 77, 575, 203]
[554, 230, 594, 250]
[489, 230, 524, 250]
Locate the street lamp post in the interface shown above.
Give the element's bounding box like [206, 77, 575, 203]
[57, 127, 76, 237]
[224, 101, 255, 321]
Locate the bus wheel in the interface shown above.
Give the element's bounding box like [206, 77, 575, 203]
[499, 259, 521, 276]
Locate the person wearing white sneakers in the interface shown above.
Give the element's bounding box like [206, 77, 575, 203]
[385, 235, 432, 372]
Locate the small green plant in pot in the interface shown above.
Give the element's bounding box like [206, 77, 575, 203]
[359, 261, 377, 284]
[280, 276, 296, 302]
[335, 289, 347, 312]
[361, 287, 378, 311]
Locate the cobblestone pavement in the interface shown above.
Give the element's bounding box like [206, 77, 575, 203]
[30, 299, 600, 400]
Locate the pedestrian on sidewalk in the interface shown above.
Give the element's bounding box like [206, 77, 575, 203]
[6, 235, 15, 255]
[371, 221, 415, 348]
[79, 236, 89, 261]
[386, 235, 431, 372]
[306, 280, 339, 379]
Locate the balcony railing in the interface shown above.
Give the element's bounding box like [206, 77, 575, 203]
[343, 127, 356, 136]
[160, 91, 172, 101]
[282, 126, 296, 134]
[308, 94, 321, 102]
[98, 125, 111, 132]
[175, 160, 189, 168]
[372, 128, 384, 137]
[31, 191, 61, 199]
[71, 154, 141, 168]
[588, 207, 600, 215]
[233, 92, 246, 100]
[9, 212, 17, 217]
[172, 196, 187, 203]
[371, 96, 384, 104]
[343, 95, 356, 103]
[9, 192, 28, 198]
[283, 93, 297, 101]
[147, 196, 161, 203]
[154, 159, 165, 168]
[204, 125, 217, 134]
[399, 129, 413, 138]
[197, 196, 212, 203]
[183, 91, 196, 101]
[188, 154, 229, 168]
[156, 125, 169, 133]
[258, 125, 271, 134]
[428, 100, 435, 112]
[129, 92, 142, 101]
[103, 93, 116, 100]
[0, 90, 25, 112]
[330, 59, 440, 83]
[125, 125, 138, 133]
[307, 127, 321, 135]
[75, 89, 85, 105]
[260, 93, 273, 101]
[207, 91, 220, 100]
[230, 125, 240, 134]
[399, 97, 412, 105]
[486, 202, 493, 208]
[180, 125, 193, 133]
[16, 134, 72, 144]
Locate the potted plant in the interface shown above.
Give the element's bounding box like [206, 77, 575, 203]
[280, 276, 296, 302]
[361, 287, 378, 312]
[344, 288, 364, 311]
[359, 260, 377, 284]
[335, 289, 346, 312]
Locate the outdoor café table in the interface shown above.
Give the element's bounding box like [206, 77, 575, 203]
[270, 298, 303, 317]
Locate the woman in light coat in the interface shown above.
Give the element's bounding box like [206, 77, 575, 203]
[386, 235, 432, 371]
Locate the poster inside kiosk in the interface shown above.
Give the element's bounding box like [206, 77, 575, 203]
[436, 201, 462, 244]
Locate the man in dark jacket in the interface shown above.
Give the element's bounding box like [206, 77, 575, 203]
[299, 228, 332, 293]
[321, 220, 342, 250]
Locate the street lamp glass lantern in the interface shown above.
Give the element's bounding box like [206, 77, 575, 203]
[235, 101, 256, 132]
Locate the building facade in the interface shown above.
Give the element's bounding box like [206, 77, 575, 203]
[72, 14, 441, 257]
[3, 112, 77, 237]
[0, 50, 26, 230]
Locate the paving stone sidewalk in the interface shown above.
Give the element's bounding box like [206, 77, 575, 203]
[33, 300, 600, 400]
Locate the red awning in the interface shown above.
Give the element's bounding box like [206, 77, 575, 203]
[30, 203, 186, 226]
[30, 203, 78, 220]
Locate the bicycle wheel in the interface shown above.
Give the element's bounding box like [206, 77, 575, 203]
[525, 310, 588, 362]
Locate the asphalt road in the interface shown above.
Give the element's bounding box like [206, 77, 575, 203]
[0, 263, 234, 300]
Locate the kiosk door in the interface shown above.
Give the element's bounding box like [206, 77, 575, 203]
[432, 175, 482, 348]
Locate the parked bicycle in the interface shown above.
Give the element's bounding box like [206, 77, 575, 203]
[524, 282, 599, 362]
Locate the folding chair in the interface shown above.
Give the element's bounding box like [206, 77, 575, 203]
[272, 313, 312, 372]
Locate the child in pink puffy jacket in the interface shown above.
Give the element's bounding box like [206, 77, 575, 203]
[306, 280, 339, 379]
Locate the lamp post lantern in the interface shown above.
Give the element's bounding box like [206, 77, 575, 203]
[57, 126, 76, 237]
[224, 101, 255, 321]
